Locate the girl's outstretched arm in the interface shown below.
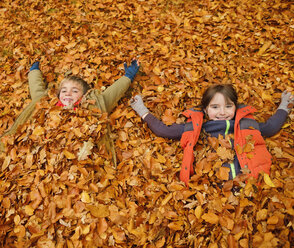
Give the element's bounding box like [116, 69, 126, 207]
[130, 95, 184, 140]
[259, 91, 294, 137]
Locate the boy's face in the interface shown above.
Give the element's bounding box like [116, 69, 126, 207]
[205, 92, 236, 121]
[59, 80, 84, 107]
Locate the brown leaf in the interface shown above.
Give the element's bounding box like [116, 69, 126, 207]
[86, 204, 110, 218]
[202, 212, 219, 224]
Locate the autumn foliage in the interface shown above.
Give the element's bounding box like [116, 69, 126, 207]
[0, 0, 293, 247]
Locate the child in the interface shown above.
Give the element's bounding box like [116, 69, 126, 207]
[57, 75, 91, 108]
[130, 84, 294, 185]
[1, 60, 140, 166]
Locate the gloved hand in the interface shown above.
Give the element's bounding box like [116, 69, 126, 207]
[130, 95, 149, 118]
[278, 91, 294, 113]
[124, 59, 139, 82]
[30, 62, 40, 71]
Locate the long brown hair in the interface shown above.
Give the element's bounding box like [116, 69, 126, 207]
[201, 84, 238, 110]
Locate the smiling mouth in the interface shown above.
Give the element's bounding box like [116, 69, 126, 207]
[63, 98, 73, 102]
[216, 117, 229, 120]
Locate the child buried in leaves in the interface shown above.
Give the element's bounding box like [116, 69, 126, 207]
[0, 60, 140, 167]
[131, 84, 294, 186]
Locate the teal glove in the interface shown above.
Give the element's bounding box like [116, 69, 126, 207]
[30, 62, 40, 71]
[124, 60, 139, 82]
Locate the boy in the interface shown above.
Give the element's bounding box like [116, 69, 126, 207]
[1, 60, 140, 166]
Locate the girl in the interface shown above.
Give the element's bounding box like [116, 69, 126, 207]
[130, 84, 294, 185]
[1, 60, 140, 166]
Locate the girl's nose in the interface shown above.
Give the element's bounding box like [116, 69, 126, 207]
[219, 107, 226, 115]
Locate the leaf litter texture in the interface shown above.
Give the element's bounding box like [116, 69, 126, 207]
[0, 0, 294, 247]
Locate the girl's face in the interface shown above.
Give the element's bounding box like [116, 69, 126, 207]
[59, 80, 84, 107]
[205, 92, 236, 120]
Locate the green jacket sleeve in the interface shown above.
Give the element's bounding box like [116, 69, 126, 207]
[28, 70, 47, 101]
[0, 70, 48, 139]
[101, 76, 131, 114]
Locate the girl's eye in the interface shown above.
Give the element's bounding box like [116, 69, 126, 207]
[226, 105, 233, 108]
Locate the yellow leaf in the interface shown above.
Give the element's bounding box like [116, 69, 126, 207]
[86, 204, 110, 218]
[202, 212, 219, 224]
[256, 209, 268, 221]
[236, 144, 243, 154]
[2, 156, 10, 171]
[24, 205, 34, 216]
[32, 126, 45, 136]
[14, 225, 26, 238]
[163, 36, 171, 42]
[82, 225, 90, 235]
[63, 150, 76, 160]
[282, 123, 290, 128]
[167, 221, 184, 231]
[153, 66, 161, 75]
[156, 153, 166, 163]
[261, 91, 273, 103]
[267, 215, 279, 225]
[161, 193, 173, 206]
[257, 40, 272, 55]
[149, 212, 157, 224]
[81, 191, 92, 203]
[157, 85, 164, 92]
[14, 215, 20, 225]
[286, 208, 294, 216]
[195, 206, 202, 219]
[264, 174, 275, 187]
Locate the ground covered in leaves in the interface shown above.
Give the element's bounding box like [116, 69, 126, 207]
[0, 0, 293, 247]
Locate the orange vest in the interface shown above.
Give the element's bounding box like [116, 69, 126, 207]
[180, 106, 272, 186]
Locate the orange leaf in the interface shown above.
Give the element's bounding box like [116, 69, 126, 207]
[202, 212, 219, 224]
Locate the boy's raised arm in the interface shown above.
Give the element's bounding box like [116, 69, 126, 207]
[102, 60, 139, 113]
[28, 62, 47, 101]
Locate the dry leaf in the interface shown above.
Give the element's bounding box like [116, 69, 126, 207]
[77, 139, 94, 161]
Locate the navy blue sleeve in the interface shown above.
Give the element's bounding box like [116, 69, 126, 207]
[259, 109, 288, 137]
[143, 113, 185, 140]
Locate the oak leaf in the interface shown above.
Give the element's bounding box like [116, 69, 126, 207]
[77, 139, 94, 161]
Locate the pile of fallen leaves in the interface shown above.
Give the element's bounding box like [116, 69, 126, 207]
[0, 96, 118, 247]
[0, 0, 293, 247]
[1, 100, 293, 247]
[194, 133, 235, 181]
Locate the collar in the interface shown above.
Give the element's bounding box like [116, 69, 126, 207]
[56, 98, 82, 109]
